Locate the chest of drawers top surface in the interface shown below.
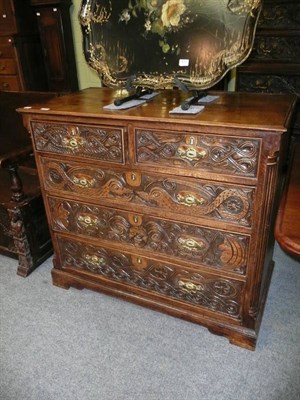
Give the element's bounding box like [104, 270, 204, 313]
[19, 88, 296, 133]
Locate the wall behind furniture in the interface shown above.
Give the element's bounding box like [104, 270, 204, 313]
[70, 0, 100, 90]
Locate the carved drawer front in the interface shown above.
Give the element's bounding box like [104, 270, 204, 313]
[31, 121, 125, 164]
[135, 129, 260, 178]
[258, 2, 300, 30]
[41, 158, 254, 227]
[57, 235, 245, 319]
[48, 197, 250, 275]
[249, 36, 300, 63]
[237, 73, 300, 96]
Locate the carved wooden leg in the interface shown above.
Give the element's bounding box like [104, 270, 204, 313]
[7, 164, 24, 202]
[8, 207, 34, 277]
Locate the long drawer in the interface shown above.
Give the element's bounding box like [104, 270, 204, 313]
[48, 196, 250, 276]
[39, 157, 254, 228]
[55, 234, 245, 320]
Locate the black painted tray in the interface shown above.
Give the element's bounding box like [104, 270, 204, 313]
[80, 0, 261, 90]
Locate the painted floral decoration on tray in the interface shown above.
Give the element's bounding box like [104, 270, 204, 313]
[80, 0, 262, 90]
[119, 0, 191, 55]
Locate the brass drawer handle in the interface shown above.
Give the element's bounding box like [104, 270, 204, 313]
[84, 254, 104, 266]
[178, 280, 203, 293]
[72, 176, 95, 188]
[68, 138, 80, 148]
[63, 128, 84, 149]
[178, 237, 205, 251]
[177, 145, 207, 161]
[63, 136, 84, 150]
[78, 214, 98, 227]
[176, 193, 205, 207]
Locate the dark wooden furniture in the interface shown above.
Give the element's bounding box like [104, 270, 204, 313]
[236, 0, 300, 143]
[0, 91, 55, 276]
[19, 88, 296, 349]
[30, 0, 78, 92]
[275, 143, 300, 259]
[0, 0, 47, 91]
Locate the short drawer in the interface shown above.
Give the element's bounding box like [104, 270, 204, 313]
[135, 129, 260, 179]
[31, 121, 126, 164]
[0, 59, 17, 75]
[56, 235, 245, 319]
[48, 197, 250, 275]
[40, 158, 254, 227]
[0, 75, 21, 91]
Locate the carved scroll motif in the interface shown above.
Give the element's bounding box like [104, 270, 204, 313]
[43, 160, 253, 226]
[238, 74, 300, 97]
[258, 3, 300, 29]
[0, 206, 16, 252]
[31, 122, 124, 163]
[250, 37, 300, 62]
[59, 237, 244, 318]
[49, 198, 249, 274]
[136, 130, 259, 177]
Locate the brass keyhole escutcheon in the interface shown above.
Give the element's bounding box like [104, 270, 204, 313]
[125, 171, 141, 187]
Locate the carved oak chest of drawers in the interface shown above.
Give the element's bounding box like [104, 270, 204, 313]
[19, 88, 296, 350]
